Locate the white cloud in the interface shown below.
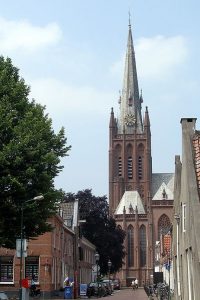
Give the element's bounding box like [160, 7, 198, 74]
[137, 35, 188, 79]
[0, 17, 62, 53]
[29, 78, 116, 116]
[109, 35, 188, 80]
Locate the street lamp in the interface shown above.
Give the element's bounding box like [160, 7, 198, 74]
[108, 259, 112, 291]
[94, 252, 100, 297]
[19, 195, 44, 300]
[95, 252, 100, 282]
[95, 252, 100, 297]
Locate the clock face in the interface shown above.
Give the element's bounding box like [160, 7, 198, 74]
[124, 114, 136, 126]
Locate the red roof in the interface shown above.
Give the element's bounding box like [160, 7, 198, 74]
[163, 234, 171, 255]
[193, 133, 200, 189]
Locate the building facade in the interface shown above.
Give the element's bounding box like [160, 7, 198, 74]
[0, 214, 74, 298]
[109, 23, 174, 286]
[59, 198, 96, 296]
[173, 118, 200, 300]
[0, 208, 96, 298]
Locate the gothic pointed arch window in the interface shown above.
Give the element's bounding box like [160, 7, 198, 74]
[127, 225, 134, 267]
[138, 156, 142, 179]
[137, 144, 144, 180]
[118, 157, 122, 177]
[128, 157, 133, 179]
[127, 144, 133, 179]
[115, 144, 122, 177]
[158, 214, 171, 237]
[139, 225, 146, 267]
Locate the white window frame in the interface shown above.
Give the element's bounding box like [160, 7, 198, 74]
[0, 256, 14, 284]
[182, 203, 186, 232]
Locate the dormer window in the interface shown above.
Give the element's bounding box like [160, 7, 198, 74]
[162, 188, 167, 199]
[129, 203, 134, 214]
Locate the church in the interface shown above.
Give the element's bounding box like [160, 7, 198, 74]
[108, 23, 174, 286]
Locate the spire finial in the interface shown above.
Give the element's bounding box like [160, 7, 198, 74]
[128, 10, 131, 28]
[140, 89, 143, 103]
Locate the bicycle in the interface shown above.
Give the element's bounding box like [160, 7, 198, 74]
[29, 287, 41, 298]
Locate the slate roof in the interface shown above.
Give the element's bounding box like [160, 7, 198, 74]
[152, 173, 174, 199]
[115, 191, 145, 215]
[59, 199, 78, 230]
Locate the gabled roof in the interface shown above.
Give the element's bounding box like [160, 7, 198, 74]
[59, 199, 78, 230]
[115, 191, 145, 215]
[152, 181, 174, 200]
[152, 173, 174, 200]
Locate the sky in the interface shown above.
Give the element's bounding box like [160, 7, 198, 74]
[0, 0, 200, 197]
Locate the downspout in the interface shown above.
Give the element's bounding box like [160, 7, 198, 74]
[175, 214, 181, 298]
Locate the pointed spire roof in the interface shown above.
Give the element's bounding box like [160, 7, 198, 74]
[144, 106, 150, 127]
[109, 107, 115, 127]
[119, 23, 143, 133]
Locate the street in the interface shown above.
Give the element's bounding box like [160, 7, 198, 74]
[88, 287, 149, 300]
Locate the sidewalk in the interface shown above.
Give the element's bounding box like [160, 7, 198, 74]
[50, 287, 149, 300]
[116, 288, 149, 300]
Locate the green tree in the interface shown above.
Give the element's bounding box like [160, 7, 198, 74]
[0, 56, 71, 249]
[64, 189, 126, 275]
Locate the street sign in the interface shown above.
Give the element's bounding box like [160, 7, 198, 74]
[16, 239, 27, 257]
[92, 265, 100, 272]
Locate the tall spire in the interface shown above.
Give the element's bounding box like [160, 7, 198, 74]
[119, 21, 143, 133]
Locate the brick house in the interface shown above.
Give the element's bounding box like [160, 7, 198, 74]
[0, 208, 96, 298]
[0, 213, 74, 297]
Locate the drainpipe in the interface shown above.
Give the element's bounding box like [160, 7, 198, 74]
[174, 214, 181, 298]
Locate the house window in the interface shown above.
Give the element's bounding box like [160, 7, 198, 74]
[127, 226, 134, 267]
[139, 225, 146, 267]
[182, 204, 186, 232]
[127, 156, 133, 179]
[0, 256, 13, 283]
[25, 256, 39, 281]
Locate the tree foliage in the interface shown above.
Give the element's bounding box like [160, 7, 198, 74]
[0, 56, 71, 248]
[64, 189, 126, 275]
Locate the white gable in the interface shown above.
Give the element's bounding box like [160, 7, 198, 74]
[115, 191, 145, 215]
[152, 181, 173, 200]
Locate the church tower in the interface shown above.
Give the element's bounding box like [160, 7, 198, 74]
[109, 22, 174, 286]
[109, 23, 152, 215]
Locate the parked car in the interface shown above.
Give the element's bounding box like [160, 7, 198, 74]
[113, 279, 121, 290]
[87, 282, 107, 298]
[0, 292, 8, 300]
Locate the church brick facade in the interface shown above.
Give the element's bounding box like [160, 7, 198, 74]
[109, 23, 174, 286]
